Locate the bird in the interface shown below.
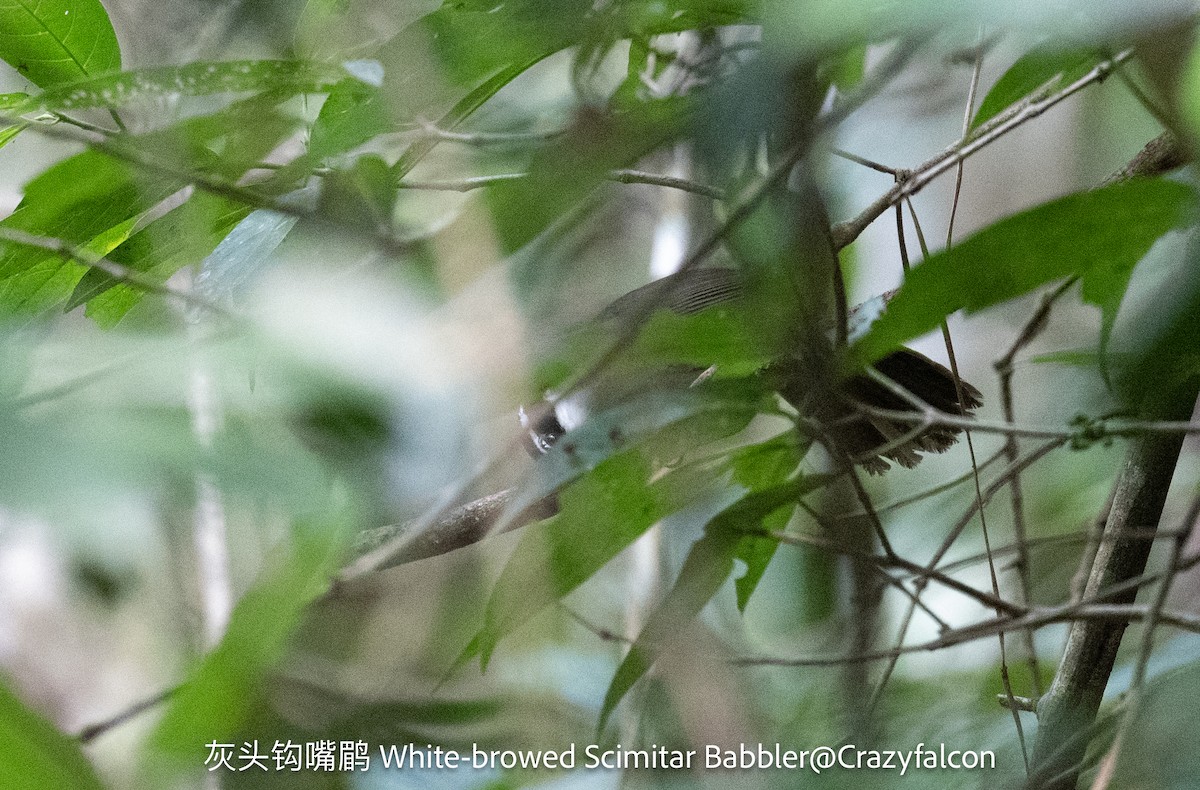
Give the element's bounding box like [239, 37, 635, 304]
[521, 266, 981, 473]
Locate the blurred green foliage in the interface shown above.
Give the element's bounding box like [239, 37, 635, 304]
[0, 1, 1196, 789]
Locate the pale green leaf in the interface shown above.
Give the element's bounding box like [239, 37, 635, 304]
[308, 77, 389, 163]
[144, 517, 351, 778]
[0, 122, 24, 151]
[471, 451, 721, 668]
[16, 60, 353, 113]
[1179, 32, 1200, 142]
[599, 481, 807, 728]
[600, 529, 742, 729]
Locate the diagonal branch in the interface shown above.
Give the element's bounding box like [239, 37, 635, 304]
[830, 50, 1133, 251]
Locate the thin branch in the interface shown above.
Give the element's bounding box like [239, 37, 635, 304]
[833, 446, 1007, 519]
[735, 597, 1200, 669]
[853, 369, 1200, 439]
[0, 227, 226, 315]
[950, 47, 1030, 765]
[0, 112, 419, 257]
[995, 277, 1078, 699]
[49, 112, 117, 136]
[830, 50, 1133, 251]
[1071, 489, 1114, 605]
[792, 502, 952, 630]
[411, 117, 569, 145]
[561, 605, 633, 644]
[76, 686, 178, 744]
[398, 169, 726, 200]
[831, 147, 904, 176]
[767, 527, 1024, 615]
[934, 526, 1187, 578]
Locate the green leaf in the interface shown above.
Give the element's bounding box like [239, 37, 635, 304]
[497, 381, 770, 533]
[730, 436, 803, 610]
[973, 46, 1101, 130]
[826, 43, 867, 94]
[390, 64, 533, 179]
[1121, 228, 1200, 413]
[471, 451, 720, 668]
[381, 0, 743, 180]
[1096, 654, 1200, 789]
[0, 0, 120, 88]
[0, 103, 298, 318]
[308, 77, 390, 163]
[485, 98, 686, 254]
[144, 516, 351, 778]
[373, 0, 584, 169]
[540, 301, 773, 396]
[1180, 31, 1200, 142]
[294, 0, 420, 61]
[851, 178, 1195, 369]
[16, 60, 353, 113]
[0, 676, 105, 790]
[628, 304, 772, 379]
[316, 154, 396, 231]
[723, 177, 839, 360]
[598, 480, 807, 729]
[191, 209, 297, 305]
[1029, 349, 1136, 368]
[71, 195, 254, 324]
[0, 153, 178, 315]
[0, 122, 26, 152]
[599, 528, 741, 730]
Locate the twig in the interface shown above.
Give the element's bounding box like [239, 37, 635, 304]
[831, 147, 904, 177]
[0, 112, 419, 257]
[411, 118, 569, 145]
[833, 446, 1007, 519]
[792, 503, 952, 629]
[767, 528, 1023, 615]
[734, 590, 1200, 662]
[76, 686, 179, 743]
[397, 169, 726, 200]
[0, 227, 226, 316]
[852, 373, 1200, 439]
[830, 50, 1133, 251]
[995, 277, 1077, 701]
[561, 605, 633, 644]
[734, 601, 1200, 668]
[935, 44, 1031, 766]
